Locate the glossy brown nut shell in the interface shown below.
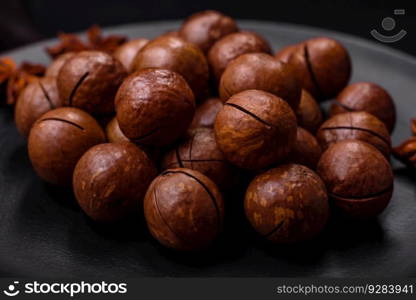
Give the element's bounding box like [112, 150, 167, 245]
[208, 31, 272, 81]
[317, 111, 391, 157]
[219, 53, 301, 110]
[296, 89, 323, 134]
[179, 10, 238, 53]
[132, 36, 209, 100]
[28, 107, 105, 186]
[330, 82, 396, 133]
[288, 37, 351, 100]
[15, 76, 63, 138]
[57, 51, 127, 116]
[73, 142, 157, 222]
[214, 89, 297, 170]
[317, 140, 394, 218]
[275, 44, 300, 63]
[245, 164, 329, 244]
[45, 52, 76, 77]
[288, 127, 322, 170]
[115, 68, 195, 146]
[162, 128, 236, 189]
[105, 117, 129, 143]
[144, 168, 224, 251]
[189, 97, 223, 131]
[113, 38, 149, 72]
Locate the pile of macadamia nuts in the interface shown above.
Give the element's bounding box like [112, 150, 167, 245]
[14, 10, 399, 251]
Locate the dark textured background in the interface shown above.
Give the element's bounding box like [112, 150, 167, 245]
[0, 0, 415, 56]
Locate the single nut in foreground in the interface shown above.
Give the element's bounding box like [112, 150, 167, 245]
[73, 142, 157, 222]
[288, 37, 351, 100]
[28, 107, 105, 186]
[115, 68, 195, 146]
[15, 76, 63, 138]
[162, 128, 236, 190]
[317, 140, 394, 218]
[105, 117, 129, 143]
[179, 10, 239, 53]
[208, 31, 272, 81]
[132, 36, 209, 100]
[214, 89, 297, 170]
[57, 50, 127, 116]
[113, 38, 149, 72]
[189, 97, 223, 132]
[316, 111, 391, 157]
[219, 53, 301, 110]
[287, 127, 322, 170]
[296, 89, 323, 134]
[245, 164, 329, 244]
[45, 52, 76, 77]
[330, 82, 396, 133]
[144, 168, 224, 251]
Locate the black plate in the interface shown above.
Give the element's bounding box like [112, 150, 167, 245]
[1, 21, 415, 277]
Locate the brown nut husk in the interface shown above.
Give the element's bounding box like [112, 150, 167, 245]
[189, 97, 223, 132]
[179, 10, 238, 53]
[162, 128, 236, 189]
[28, 107, 105, 186]
[105, 117, 129, 143]
[296, 89, 323, 134]
[245, 164, 329, 244]
[57, 50, 127, 116]
[73, 142, 157, 222]
[330, 82, 396, 133]
[275, 44, 301, 63]
[214, 89, 297, 170]
[317, 111, 391, 157]
[45, 52, 76, 77]
[132, 36, 209, 100]
[288, 37, 351, 100]
[288, 127, 322, 170]
[15, 76, 63, 138]
[144, 168, 224, 251]
[317, 140, 394, 218]
[115, 68, 195, 146]
[208, 31, 272, 81]
[219, 53, 301, 110]
[113, 38, 149, 72]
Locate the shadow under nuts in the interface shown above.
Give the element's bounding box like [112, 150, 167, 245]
[57, 50, 127, 116]
[179, 10, 238, 53]
[73, 142, 157, 222]
[219, 53, 301, 110]
[28, 107, 105, 186]
[288, 37, 351, 100]
[214, 89, 297, 170]
[144, 168, 224, 251]
[15, 76, 63, 138]
[115, 68, 195, 146]
[132, 36, 209, 100]
[330, 82, 396, 133]
[317, 111, 391, 157]
[162, 128, 236, 190]
[317, 140, 394, 218]
[245, 164, 329, 244]
[208, 31, 272, 81]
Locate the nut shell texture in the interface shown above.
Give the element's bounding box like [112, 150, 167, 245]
[57, 51, 127, 115]
[73, 142, 157, 222]
[115, 68, 195, 146]
[214, 89, 297, 170]
[144, 168, 224, 251]
[245, 164, 329, 243]
[219, 53, 300, 110]
[28, 107, 105, 186]
[132, 36, 209, 99]
[317, 140, 393, 218]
